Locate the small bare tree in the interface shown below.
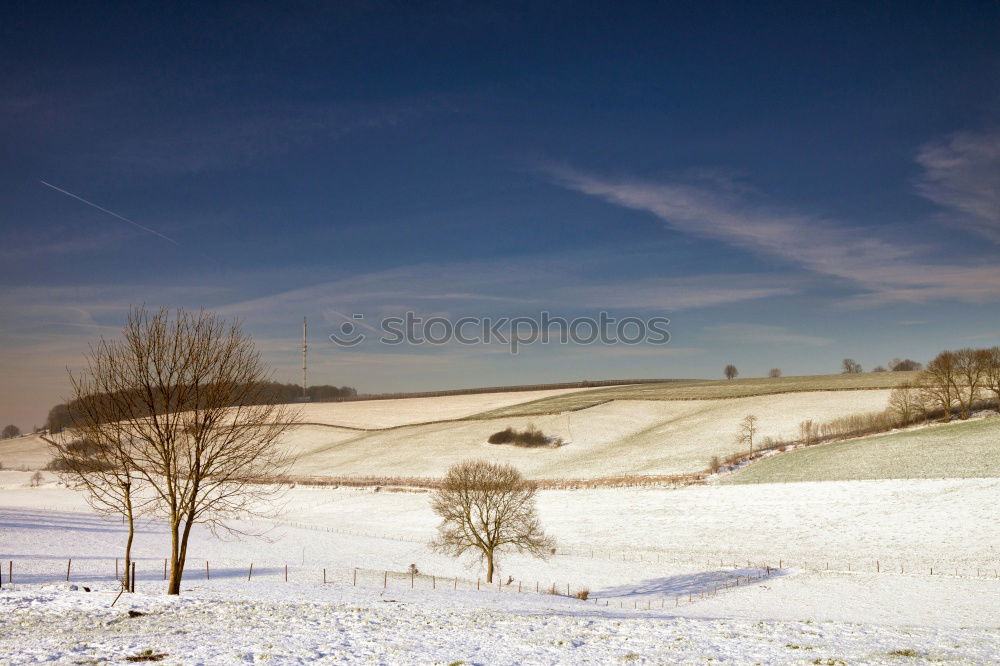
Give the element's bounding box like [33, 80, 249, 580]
[798, 419, 819, 445]
[735, 414, 759, 454]
[841, 358, 863, 374]
[68, 306, 298, 595]
[431, 460, 553, 583]
[724, 364, 738, 380]
[30, 470, 44, 487]
[887, 382, 924, 425]
[43, 428, 147, 592]
[768, 368, 781, 378]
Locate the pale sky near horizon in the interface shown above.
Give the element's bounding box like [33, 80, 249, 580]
[2, 1, 999, 429]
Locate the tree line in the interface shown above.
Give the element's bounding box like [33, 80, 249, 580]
[43, 381, 357, 433]
[889, 347, 1000, 421]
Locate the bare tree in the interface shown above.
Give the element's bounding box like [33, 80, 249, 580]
[735, 414, 759, 454]
[1, 424, 20, 439]
[724, 364, 738, 380]
[30, 471, 43, 487]
[841, 358, 863, 374]
[798, 419, 819, 445]
[887, 382, 924, 425]
[953, 348, 990, 419]
[431, 460, 553, 583]
[43, 429, 146, 592]
[67, 306, 298, 595]
[984, 346, 1000, 413]
[918, 351, 960, 421]
[768, 368, 782, 378]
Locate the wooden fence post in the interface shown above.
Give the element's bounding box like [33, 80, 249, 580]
[384, 571, 388, 588]
[163, 559, 167, 581]
[248, 563, 253, 581]
[323, 568, 327, 584]
[876, 560, 880, 573]
[206, 561, 210, 580]
[432, 576, 436, 589]
[285, 564, 288, 582]
[66, 558, 71, 582]
[116, 558, 119, 581]
[130, 562, 136, 593]
[8, 561, 11, 585]
[353, 568, 357, 586]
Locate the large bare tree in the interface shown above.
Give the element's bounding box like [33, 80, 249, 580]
[68, 307, 298, 594]
[918, 351, 960, 421]
[724, 364, 738, 380]
[953, 348, 990, 419]
[431, 460, 553, 583]
[984, 346, 1000, 413]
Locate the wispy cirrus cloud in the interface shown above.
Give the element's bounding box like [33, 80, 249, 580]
[916, 130, 1000, 243]
[545, 164, 1000, 307]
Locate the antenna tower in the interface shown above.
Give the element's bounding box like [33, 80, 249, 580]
[302, 316, 308, 398]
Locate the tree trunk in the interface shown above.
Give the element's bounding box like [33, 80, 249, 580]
[486, 551, 494, 583]
[123, 491, 135, 593]
[167, 515, 182, 595]
[167, 511, 197, 595]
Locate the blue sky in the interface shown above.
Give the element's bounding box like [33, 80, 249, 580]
[2, 1, 999, 428]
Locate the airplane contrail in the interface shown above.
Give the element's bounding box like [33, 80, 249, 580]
[39, 180, 180, 246]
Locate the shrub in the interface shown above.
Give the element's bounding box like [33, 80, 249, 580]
[708, 456, 721, 473]
[487, 425, 558, 448]
[487, 427, 515, 444]
[30, 471, 43, 487]
[575, 589, 589, 600]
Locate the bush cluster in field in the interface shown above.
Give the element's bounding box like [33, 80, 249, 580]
[487, 425, 562, 448]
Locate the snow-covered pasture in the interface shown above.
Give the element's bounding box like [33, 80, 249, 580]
[3, 389, 894, 481]
[281, 389, 892, 479]
[292, 387, 593, 429]
[1, 476, 998, 663]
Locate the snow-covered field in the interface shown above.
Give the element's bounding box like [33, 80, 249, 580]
[293, 387, 593, 429]
[2, 475, 998, 664]
[3, 389, 894, 480]
[282, 389, 892, 479]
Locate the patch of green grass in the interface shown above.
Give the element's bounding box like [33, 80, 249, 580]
[722, 417, 1000, 484]
[471, 373, 916, 419]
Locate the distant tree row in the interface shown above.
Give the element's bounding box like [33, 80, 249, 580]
[843, 357, 923, 374]
[44, 381, 357, 433]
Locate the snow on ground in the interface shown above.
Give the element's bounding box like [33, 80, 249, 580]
[1, 390, 893, 481]
[293, 388, 593, 429]
[285, 389, 893, 479]
[1, 476, 998, 663]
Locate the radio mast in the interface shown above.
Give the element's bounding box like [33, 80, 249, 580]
[302, 316, 308, 399]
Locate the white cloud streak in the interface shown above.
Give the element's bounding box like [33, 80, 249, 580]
[546, 164, 1000, 306]
[916, 130, 1000, 243]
